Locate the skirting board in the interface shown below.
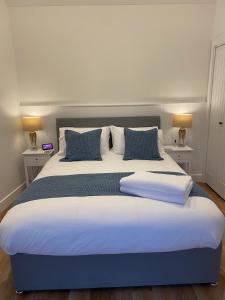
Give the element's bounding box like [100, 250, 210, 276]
[0, 183, 25, 212]
[191, 173, 205, 182]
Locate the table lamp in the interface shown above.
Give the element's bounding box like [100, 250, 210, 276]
[22, 117, 42, 150]
[172, 114, 192, 146]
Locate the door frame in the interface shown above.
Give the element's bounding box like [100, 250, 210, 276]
[205, 32, 225, 182]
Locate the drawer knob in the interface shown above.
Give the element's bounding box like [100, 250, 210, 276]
[35, 158, 38, 161]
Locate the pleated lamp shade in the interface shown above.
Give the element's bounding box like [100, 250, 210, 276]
[172, 114, 192, 128]
[22, 117, 42, 132]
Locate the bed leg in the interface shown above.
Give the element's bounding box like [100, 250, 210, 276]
[16, 290, 24, 295]
[210, 282, 218, 286]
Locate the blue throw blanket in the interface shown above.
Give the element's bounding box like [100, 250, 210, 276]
[15, 171, 210, 206]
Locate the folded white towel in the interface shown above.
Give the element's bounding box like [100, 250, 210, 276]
[120, 172, 193, 204]
[120, 172, 192, 194]
[120, 180, 193, 204]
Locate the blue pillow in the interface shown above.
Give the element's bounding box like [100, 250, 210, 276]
[123, 128, 163, 161]
[60, 129, 102, 161]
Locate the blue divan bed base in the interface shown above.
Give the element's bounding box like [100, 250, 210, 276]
[11, 243, 222, 292]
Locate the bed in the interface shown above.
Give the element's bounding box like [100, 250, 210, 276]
[0, 116, 224, 293]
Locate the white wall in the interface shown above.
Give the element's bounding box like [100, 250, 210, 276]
[0, 0, 25, 203]
[10, 4, 215, 105]
[9, 2, 215, 181]
[213, 0, 225, 37]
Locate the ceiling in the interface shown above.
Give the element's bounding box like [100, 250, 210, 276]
[6, 0, 217, 7]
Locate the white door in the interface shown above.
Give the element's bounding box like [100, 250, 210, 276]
[206, 44, 225, 199]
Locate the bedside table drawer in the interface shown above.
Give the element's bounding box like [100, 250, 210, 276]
[24, 155, 49, 166]
[169, 152, 190, 162]
[22, 149, 54, 187]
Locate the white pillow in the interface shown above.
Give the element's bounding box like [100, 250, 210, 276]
[110, 126, 165, 155]
[59, 127, 110, 155]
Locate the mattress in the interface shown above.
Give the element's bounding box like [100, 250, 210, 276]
[0, 151, 224, 256]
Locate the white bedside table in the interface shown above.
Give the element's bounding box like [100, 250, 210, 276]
[22, 149, 54, 187]
[164, 145, 193, 174]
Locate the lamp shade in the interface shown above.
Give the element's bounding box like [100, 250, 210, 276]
[172, 114, 192, 128]
[22, 117, 42, 132]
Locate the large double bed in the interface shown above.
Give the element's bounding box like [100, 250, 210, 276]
[0, 116, 224, 293]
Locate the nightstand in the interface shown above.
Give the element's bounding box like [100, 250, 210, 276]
[164, 145, 193, 174]
[22, 149, 54, 187]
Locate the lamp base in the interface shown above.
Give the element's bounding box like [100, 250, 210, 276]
[29, 131, 37, 150]
[178, 128, 186, 146]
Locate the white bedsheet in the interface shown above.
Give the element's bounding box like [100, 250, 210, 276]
[36, 151, 184, 179]
[0, 151, 224, 256]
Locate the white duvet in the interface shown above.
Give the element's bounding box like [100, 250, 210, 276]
[0, 151, 224, 256]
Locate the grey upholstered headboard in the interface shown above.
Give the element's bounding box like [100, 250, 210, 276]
[56, 116, 161, 148]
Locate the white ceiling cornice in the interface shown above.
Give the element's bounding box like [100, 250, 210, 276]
[6, 0, 217, 7]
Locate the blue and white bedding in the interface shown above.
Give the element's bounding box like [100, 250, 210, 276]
[0, 151, 224, 256]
